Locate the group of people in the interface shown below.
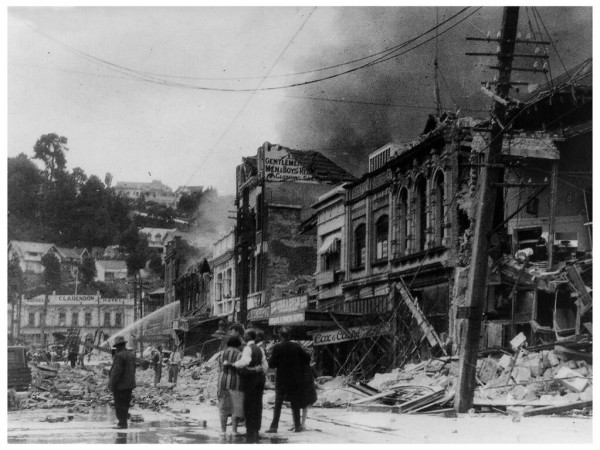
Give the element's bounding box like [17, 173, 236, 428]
[151, 344, 182, 387]
[106, 324, 318, 438]
[217, 325, 317, 442]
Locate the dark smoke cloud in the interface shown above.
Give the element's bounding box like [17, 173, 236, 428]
[276, 6, 592, 177]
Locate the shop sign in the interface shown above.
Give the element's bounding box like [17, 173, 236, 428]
[247, 292, 262, 310]
[269, 312, 305, 326]
[270, 294, 308, 316]
[262, 146, 314, 182]
[312, 324, 391, 346]
[54, 295, 98, 303]
[248, 306, 270, 321]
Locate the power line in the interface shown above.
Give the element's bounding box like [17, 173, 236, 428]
[179, 7, 318, 189]
[17, 8, 479, 93]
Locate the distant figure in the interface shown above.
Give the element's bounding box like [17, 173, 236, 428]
[255, 329, 268, 360]
[168, 345, 182, 385]
[217, 336, 245, 437]
[229, 323, 245, 345]
[67, 347, 77, 368]
[266, 326, 311, 434]
[108, 336, 137, 429]
[152, 346, 163, 387]
[77, 343, 86, 367]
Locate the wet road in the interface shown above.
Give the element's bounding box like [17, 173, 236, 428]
[7, 407, 268, 445]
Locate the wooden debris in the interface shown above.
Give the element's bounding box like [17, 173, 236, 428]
[520, 400, 592, 417]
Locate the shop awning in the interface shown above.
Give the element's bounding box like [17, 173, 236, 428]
[317, 233, 341, 255]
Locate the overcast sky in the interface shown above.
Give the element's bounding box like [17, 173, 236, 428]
[6, 4, 594, 195]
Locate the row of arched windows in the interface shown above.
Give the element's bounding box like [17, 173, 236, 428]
[352, 170, 447, 268]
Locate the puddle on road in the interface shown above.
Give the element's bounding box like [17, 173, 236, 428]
[8, 406, 282, 444]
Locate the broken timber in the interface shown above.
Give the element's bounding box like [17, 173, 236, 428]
[395, 279, 446, 353]
[520, 400, 592, 417]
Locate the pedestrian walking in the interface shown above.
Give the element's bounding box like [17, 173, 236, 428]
[225, 329, 267, 443]
[168, 345, 182, 385]
[216, 336, 245, 437]
[67, 346, 77, 368]
[295, 359, 318, 431]
[152, 346, 162, 387]
[108, 336, 136, 429]
[265, 326, 311, 434]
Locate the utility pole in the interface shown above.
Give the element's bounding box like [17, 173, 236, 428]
[455, 6, 520, 413]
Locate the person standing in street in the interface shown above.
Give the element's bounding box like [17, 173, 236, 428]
[216, 336, 245, 437]
[168, 345, 182, 385]
[108, 336, 136, 429]
[152, 346, 162, 387]
[67, 346, 77, 368]
[265, 326, 311, 434]
[77, 342, 86, 367]
[225, 329, 267, 443]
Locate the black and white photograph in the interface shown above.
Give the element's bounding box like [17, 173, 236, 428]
[5, 3, 595, 445]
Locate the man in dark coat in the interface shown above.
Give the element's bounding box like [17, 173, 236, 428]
[265, 326, 311, 433]
[108, 336, 136, 429]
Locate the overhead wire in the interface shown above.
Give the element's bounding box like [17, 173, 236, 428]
[17, 7, 480, 93]
[178, 7, 318, 189]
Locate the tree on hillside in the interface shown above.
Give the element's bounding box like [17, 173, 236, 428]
[149, 253, 165, 280]
[7, 153, 43, 220]
[41, 252, 61, 292]
[33, 133, 68, 181]
[80, 256, 97, 286]
[71, 167, 88, 191]
[7, 256, 24, 302]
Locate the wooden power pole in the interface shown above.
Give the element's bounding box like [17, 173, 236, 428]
[455, 6, 520, 412]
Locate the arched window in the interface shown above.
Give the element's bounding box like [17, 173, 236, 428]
[434, 171, 445, 246]
[398, 188, 408, 256]
[415, 176, 427, 251]
[375, 215, 389, 261]
[354, 224, 366, 268]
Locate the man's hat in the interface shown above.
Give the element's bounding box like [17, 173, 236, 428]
[113, 336, 127, 347]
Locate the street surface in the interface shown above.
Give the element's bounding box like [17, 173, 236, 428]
[7, 400, 593, 444]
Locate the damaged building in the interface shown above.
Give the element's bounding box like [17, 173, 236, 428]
[235, 142, 355, 335]
[470, 57, 593, 349]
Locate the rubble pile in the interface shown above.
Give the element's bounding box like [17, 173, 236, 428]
[340, 337, 592, 417]
[21, 355, 223, 413]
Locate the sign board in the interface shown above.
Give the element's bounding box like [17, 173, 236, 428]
[269, 312, 306, 326]
[270, 295, 308, 316]
[248, 306, 270, 321]
[55, 295, 98, 303]
[312, 324, 391, 346]
[262, 145, 315, 182]
[247, 292, 262, 310]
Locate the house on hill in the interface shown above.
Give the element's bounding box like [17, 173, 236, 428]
[7, 241, 61, 274]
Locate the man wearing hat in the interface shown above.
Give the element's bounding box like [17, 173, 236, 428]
[108, 336, 137, 429]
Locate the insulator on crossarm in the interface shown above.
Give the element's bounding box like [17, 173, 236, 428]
[493, 75, 498, 82]
[517, 32, 522, 39]
[535, 47, 541, 55]
[496, 46, 501, 53]
[487, 31, 491, 39]
[542, 62, 548, 71]
[496, 31, 502, 39]
[533, 61, 539, 69]
[526, 32, 532, 41]
[545, 47, 550, 55]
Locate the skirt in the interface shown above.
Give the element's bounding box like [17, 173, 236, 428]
[217, 389, 245, 418]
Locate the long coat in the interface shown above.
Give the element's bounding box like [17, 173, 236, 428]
[268, 340, 310, 389]
[108, 347, 137, 392]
